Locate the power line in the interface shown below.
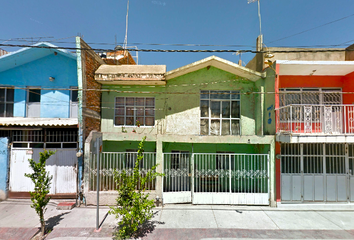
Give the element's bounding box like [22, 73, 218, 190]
[268, 13, 354, 44]
[0, 43, 352, 53]
[2, 37, 353, 49]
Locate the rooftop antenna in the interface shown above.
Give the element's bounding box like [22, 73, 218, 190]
[123, 0, 129, 50]
[248, 0, 262, 37]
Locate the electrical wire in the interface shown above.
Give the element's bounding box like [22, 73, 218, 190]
[267, 13, 354, 44]
[0, 43, 352, 53]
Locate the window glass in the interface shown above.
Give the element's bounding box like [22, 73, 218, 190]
[222, 102, 230, 118]
[0, 88, 14, 117]
[28, 89, 41, 102]
[71, 89, 78, 102]
[0, 103, 4, 117]
[200, 100, 209, 117]
[210, 101, 220, 118]
[0, 89, 4, 101]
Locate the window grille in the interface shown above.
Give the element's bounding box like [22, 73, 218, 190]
[114, 97, 155, 126]
[0, 88, 14, 117]
[200, 90, 240, 135]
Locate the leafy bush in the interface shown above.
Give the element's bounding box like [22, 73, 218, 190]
[109, 137, 163, 239]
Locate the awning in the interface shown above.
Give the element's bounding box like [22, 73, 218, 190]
[0, 118, 78, 127]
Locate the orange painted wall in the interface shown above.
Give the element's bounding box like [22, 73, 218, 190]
[279, 75, 343, 89]
[279, 74, 354, 104]
[343, 72, 354, 104]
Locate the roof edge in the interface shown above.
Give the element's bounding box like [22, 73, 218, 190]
[165, 55, 265, 81]
[0, 42, 76, 61]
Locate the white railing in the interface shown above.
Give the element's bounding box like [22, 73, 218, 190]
[89, 152, 156, 191]
[276, 104, 354, 135]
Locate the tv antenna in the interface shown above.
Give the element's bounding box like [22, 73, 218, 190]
[248, 0, 262, 36]
[123, 0, 129, 50]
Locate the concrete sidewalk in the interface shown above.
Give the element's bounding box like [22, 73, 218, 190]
[2, 199, 354, 239]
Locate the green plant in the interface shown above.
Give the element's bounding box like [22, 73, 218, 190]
[109, 137, 163, 239]
[25, 150, 55, 237]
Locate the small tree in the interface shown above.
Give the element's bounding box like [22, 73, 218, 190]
[25, 150, 55, 237]
[109, 137, 163, 239]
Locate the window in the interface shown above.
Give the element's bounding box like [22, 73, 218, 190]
[0, 88, 14, 117]
[27, 88, 41, 117]
[28, 89, 41, 103]
[200, 90, 240, 135]
[70, 87, 78, 118]
[115, 97, 155, 126]
[279, 88, 342, 107]
[70, 88, 78, 103]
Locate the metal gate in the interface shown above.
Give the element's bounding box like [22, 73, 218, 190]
[88, 152, 156, 191]
[163, 153, 269, 205]
[9, 148, 77, 195]
[281, 143, 353, 202]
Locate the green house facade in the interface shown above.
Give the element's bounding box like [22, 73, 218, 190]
[86, 56, 275, 206]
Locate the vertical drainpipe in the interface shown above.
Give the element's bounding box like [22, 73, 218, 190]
[76, 36, 84, 204]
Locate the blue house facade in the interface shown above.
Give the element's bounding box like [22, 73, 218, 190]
[0, 42, 79, 199]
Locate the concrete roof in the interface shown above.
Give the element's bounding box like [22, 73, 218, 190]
[165, 56, 265, 81]
[95, 64, 166, 85]
[0, 117, 78, 127]
[277, 60, 354, 76]
[0, 42, 76, 73]
[96, 65, 166, 74]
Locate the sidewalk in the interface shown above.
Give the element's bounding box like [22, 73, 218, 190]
[1, 199, 354, 239]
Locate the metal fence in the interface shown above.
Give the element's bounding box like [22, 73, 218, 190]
[89, 152, 156, 191]
[163, 153, 269, 194]
[277, 104, 354, 134]
[194, 154, 269, 194]
[163, 153, 191, 192]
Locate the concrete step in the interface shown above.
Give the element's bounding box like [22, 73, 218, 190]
[56, 202, 76, 210]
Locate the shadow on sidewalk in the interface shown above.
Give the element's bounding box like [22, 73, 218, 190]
[46, 212, 70, 231]
[112, 211, 165, 239]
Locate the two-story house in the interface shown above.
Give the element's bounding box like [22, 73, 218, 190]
[274, 60, 354, 203]
[0, 42, 79, 199]
[84, 56, 276, 206]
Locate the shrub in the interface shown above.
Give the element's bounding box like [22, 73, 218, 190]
[25, 150, 55, 237]
[109, 137, 163, 239]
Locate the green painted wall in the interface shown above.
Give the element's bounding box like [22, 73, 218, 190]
[103, 140, 156, 152]
[101, 66, 265, 137]
[263, 67, 276, 135]
[100, 84, 165, 134]
[163, 142, 269, 154]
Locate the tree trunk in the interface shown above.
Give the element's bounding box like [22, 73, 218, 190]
[40, 211, 45, 236]
[41, 221, 45, 236]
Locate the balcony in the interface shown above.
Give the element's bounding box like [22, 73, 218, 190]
[276, 104, 354, 135]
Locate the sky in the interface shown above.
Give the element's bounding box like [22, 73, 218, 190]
[1, 0, 354, 71]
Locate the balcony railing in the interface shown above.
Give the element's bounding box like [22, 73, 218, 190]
[276, 104, 354, 135]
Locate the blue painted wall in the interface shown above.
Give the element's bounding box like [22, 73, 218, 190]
[0, 137, 8, 200]
[0, 52, 77, 118]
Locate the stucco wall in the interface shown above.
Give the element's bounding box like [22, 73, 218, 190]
[0, 53, 77, 118]
[0, 138, 9, 200]
[101, 66, 261, 137]
[246, 48, 346, 72]
[263, 68, 276, 135]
